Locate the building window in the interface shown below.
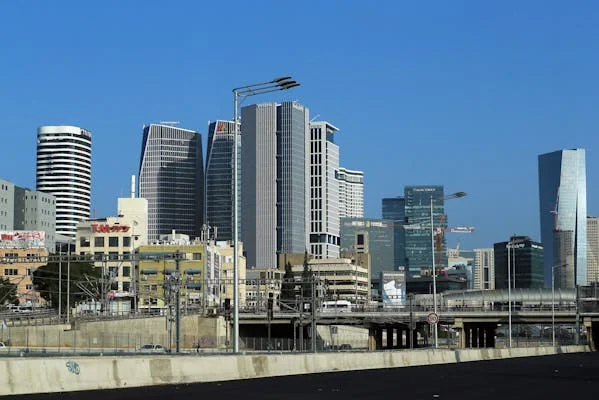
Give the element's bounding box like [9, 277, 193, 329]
[4, 269, 18, 276]
[109, 237, 119, 247]
[94, 252, 104, 261]
[80, 237, 90, 247]
[123, 237, 131, 247]
[122, 266, 131, 277]
[109, 252, 119, 261]
[94, 237, 105, 247]
[192, 253, 202, 260]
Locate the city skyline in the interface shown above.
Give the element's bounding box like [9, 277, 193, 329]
[2, 2, 599, 251]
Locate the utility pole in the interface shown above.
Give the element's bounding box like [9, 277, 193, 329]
[409, 293, 414, 349]
[311, 275, 317, 353]
[175, 251, 181, 354]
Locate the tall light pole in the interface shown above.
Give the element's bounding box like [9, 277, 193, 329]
[507, 240, 512, 348]
[232, 76, 300, 353]
[430, 191, 466, 348]
[66, 237, 71, 324]
[551, 264, 562, 347]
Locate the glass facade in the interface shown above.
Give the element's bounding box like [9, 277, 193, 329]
[340, 218, 394, 283]
[538, 149, 587, 288]
[205, 120, 238, 242]
[404, 186, 446, 278]
[139, 124, 204, 242]
[276, 102, 309, 256]
[382, 197, 406, 269]
[494, 236, 544, 289]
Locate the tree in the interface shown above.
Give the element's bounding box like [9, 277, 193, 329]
[0, 278, 18, 306]
[280, 261, 296, 308]
[32, 257, 102, 314]
[301, 250, 312, 301]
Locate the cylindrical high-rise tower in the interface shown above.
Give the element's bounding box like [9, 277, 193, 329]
[36, 125, 92, 238]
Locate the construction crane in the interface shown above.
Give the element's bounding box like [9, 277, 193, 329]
[434, 214, 474, 275]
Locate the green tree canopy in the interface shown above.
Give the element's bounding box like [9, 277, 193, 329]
[0, 277, 18, 306]
[32, 257, 103, 314]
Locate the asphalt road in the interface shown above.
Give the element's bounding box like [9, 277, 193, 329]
[15, 352, 599, 400]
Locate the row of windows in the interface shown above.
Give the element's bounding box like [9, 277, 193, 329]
[80, 236, 132, 248]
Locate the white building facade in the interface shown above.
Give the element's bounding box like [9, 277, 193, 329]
[337, 167, 364, 218]
[309, 121, 340, 259]
[36, 125, 91, 238]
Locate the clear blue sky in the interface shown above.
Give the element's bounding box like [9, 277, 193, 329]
[1, 1, 598, 250]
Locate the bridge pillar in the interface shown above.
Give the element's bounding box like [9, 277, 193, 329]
[368, 328, 376, 350]
[376, 327, 383, 350]
[387, 328, 394, 349]
[584, 317, 596, 351]
[485, 325, 496, 348]
[478, 326, 486, 348]
[471, 327, 479, 348]
[464, 325, 471, 348]
[397, 328, 404, 349]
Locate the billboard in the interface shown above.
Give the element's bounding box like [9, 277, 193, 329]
[0, 231, 45, 248]
[380, 269, 406, 307]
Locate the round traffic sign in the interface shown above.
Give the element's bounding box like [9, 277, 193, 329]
[426, 312, 439, 325]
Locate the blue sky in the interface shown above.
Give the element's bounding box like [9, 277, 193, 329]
[1, 1, 598, 250]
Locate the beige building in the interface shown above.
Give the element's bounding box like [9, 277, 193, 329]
[206, 241, 246, 310]
[138, 238, 246, 314]
[473, 248, 495, 290]
[245, 267, 282, 311]
[0, 246, 48, 306]
[291, 258, 370, 304]
[588, 216, 599, 284]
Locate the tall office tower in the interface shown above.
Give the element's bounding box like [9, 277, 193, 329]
[36, 125, 91, 238]
[309, 121, 340, 259]
[538, 149, 587, 288]
[337, 167, 364, 218]
[382, 197, 406, 268]
[494, 235, 544, 289]
[587, 216, 599, 284]
[403, 185, 445, 278]
[473, 248, 495, 290]
[0, 178, 57, 250]
[240, 102, 309, 269]
[205, 120, 238, 242]
[139, 123, 204, 243]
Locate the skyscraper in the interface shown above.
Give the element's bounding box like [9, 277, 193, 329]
[382, 197, 406, 268]
[337, 167, 364, 218]
[538, 149, 587, 288]
[36, 125, 92, 238]
[205, 120, 238, 242]
[587, 216, 599, 285]
[404, 185, 445, 277]
[139, 123, 204, 243]
[494, 235, 544, 289]
[240, 102, 309, 268]
[309, 121, 340, 259]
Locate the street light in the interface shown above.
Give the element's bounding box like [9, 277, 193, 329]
[551, 263, 567, 347]
[430, 191, 466, 348]
[232, 76, 300, 353]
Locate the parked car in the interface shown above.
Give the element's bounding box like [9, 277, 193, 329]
[139, 344, 167, 353]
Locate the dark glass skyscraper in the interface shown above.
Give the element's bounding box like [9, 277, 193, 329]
[205, 120, 238, 242]
[538, 149, 587, 288]
[382, 197, 406, 268]
[139, 124, 204, 242]
[494, 235, 544, 289]
[404, 186, 446, 277]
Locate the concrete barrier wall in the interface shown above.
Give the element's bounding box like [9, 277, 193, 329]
[0, 345, 589, 396]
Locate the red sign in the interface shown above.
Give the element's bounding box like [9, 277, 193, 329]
[91, 224, 130, 233]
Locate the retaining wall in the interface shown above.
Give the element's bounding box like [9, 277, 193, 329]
[0, 345, 589, 396]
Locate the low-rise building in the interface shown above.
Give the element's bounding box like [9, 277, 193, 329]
[0, 235, 48, 306]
